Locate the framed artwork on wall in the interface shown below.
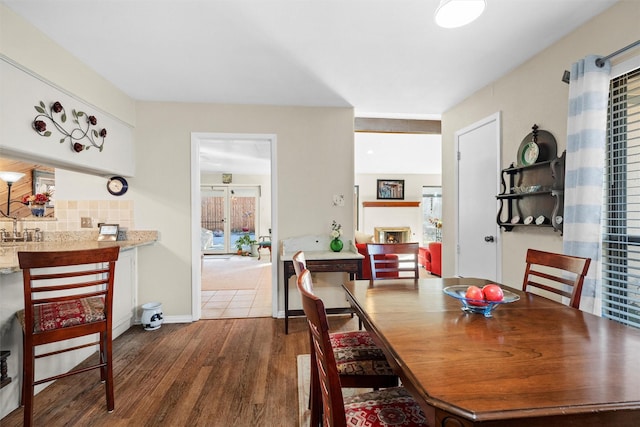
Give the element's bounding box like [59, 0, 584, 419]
[377, 179, 404, 200]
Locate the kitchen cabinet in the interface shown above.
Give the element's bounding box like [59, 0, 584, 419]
[113, 248, 137, 338]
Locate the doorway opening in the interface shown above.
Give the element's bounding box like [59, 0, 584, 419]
[191, 133, 277, 321]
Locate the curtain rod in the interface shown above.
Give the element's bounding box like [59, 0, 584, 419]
[596, 40, 640, 67]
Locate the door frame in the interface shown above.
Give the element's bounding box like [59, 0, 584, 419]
[190, 132, 278, 321]
[454, 112, 502, 281]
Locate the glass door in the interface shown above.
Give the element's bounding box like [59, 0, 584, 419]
[201, 187, 228, 254]
[422, 186, 442, 244]
[201, 186, 260, 254]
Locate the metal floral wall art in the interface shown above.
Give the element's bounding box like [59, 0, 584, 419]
[32, 101, 107, 153]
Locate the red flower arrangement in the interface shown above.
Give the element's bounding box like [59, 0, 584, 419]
[22, 192, 51, 205]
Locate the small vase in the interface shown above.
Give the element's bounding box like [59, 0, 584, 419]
[140, 302, 164, 331]
[330, 238, 343, 252]
[30, 203, 46, 217]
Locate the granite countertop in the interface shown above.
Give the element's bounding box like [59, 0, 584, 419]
[0, 230, 158, 274]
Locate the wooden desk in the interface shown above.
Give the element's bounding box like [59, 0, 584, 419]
[282, 251, 362, 334]
[343, 277, 640, 427]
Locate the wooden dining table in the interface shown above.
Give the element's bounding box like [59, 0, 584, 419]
[342, 277, 640, 427]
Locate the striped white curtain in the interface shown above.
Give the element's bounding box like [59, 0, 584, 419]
[563, 55, 611, 314]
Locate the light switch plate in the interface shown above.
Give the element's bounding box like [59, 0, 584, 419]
[332, 194, 345, 207]
[81, 217, 92, 228]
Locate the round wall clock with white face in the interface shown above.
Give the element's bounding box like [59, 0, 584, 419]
[107, 176, 128, 196]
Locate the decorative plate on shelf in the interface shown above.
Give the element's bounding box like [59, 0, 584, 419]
[521, 141, 540, 165]
[516, 124, 557, 166]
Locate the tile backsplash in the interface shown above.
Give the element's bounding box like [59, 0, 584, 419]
[1, 200, 134, 233]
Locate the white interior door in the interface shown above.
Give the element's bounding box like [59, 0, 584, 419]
[456, 113, 501, 281]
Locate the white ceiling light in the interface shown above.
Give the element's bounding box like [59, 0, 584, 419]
[435, 0, 486, 28]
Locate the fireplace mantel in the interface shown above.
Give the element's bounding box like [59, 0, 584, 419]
[362, 201, 421, 208]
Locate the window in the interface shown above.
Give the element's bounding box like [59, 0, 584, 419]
[603, 66, 640, 328]
[422, 186, 442, 244]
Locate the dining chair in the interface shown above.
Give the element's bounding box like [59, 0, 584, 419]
[296, 269, 428, 427]
[16, 246, 120, 427]
[257, 228, 272, 261]
[366, 242, 420, 285]
[292, 251, 399, 427]
[522, 248, 591, 309]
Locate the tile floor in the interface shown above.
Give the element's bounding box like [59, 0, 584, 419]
[201, 288, 272, 318]
[200, 255, 432, 319]
[200, 256, 272, 319]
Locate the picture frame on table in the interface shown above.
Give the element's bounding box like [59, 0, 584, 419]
[376, 179, 404, 200]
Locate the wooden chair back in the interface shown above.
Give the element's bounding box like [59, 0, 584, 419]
[522, 248, 591, 309]
[292, 250, 306, 278]
[366, 242, 420, 284]
[297, 269, 347, 427]
[18, 246, 120, 426]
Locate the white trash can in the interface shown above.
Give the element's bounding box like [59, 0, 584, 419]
[141, 302, 164, 331]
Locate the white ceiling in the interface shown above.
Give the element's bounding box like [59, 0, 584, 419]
[3, 0, 618, 116]
[2, 0, 618, 175]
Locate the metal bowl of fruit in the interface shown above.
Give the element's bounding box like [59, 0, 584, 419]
[443, 284, 520, 317]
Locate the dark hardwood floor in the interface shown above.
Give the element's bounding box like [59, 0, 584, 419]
[1, 316, 358, 426]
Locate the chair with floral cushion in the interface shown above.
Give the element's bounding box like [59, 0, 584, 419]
[296, 269, 429, 427]
[292, 251, 399, 427]
[16, 246, 120, 427]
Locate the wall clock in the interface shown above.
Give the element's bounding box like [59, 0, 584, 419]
[107, 176, 128, 196]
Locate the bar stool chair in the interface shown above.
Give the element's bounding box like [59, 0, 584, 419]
[16, 246, 120, 427]
[292, 251, 398, 427]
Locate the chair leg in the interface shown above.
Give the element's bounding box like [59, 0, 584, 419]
[100, 334, 107, 383]
[22, 337, 35, 427]
[104, 331, 115, 412]
[309, 350, 322, 427]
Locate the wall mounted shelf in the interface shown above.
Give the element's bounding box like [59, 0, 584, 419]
[496, 126, 565, 234]
[362, 201, 421, 208]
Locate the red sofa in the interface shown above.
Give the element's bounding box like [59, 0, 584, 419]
[419, 242, 441, 276]
[355, 243, 399, 280]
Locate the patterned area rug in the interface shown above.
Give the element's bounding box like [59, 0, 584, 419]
[297, 354, 371, 427]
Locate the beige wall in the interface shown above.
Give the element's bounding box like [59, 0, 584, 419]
[1, 3, 356, 319]
[355, 173, 442, 242]
[441, 1, 640, 287]
[134, 102, 354, 317]
[0, 4, 136, 126]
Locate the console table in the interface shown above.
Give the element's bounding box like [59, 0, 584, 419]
[280, 235, 363, 334]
